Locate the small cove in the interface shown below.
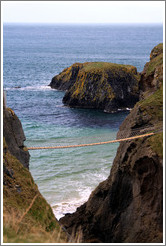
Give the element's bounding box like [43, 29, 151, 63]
[3, 24, 163, 219]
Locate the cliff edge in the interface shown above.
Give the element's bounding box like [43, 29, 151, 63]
[59, 44, 163, 243]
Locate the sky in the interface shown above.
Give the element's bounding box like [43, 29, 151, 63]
[2, 1, 165, 24]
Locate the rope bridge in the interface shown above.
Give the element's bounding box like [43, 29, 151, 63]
[27, 126, 162, 150]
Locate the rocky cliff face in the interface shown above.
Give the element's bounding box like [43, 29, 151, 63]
[50, 63, 83, 91]
[3, 105, 30, 169]
[50, 62, 140, 113]
[3, 103, 67, 243]
[139, 43, 163, 98]
[59, 45, 163, 243]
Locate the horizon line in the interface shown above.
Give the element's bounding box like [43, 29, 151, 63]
[3, 22, 163, 25]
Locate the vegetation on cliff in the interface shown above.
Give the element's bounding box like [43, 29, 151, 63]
[50, 62, 140, 113]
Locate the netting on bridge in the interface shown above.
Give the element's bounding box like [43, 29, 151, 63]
[27, 125, 162, 150]
[117, 125, 163, 139]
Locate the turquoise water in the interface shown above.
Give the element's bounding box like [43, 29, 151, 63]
[3, 24, 163, 218]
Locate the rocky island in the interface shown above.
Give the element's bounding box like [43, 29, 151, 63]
[50, 62, 140, 113]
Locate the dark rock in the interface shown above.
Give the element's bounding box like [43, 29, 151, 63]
[3, 105, 30, 169]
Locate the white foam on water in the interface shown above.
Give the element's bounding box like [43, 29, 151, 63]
[52, 171, 109, 220]
[52, 188, 92, 220]
[117, 108, 132, 111]
[52, 200, 82, 220]
[5, 85, 54, 91]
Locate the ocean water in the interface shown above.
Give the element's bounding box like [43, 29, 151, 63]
[3, 24, 163, 219]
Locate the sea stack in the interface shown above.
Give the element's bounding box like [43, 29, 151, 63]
[50, 62, 140, 113]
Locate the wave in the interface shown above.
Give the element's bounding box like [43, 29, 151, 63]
[52, 195, 90, 220]
[5, 85, 54, 91]
[52, 171, 108, 220]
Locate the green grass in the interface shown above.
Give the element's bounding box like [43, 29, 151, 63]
[81, 62, 137, 74]
[3, 215, 66, 243]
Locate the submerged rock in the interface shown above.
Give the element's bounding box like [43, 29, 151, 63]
[59, 44, 163, 243]
[50, 62, 140, 113]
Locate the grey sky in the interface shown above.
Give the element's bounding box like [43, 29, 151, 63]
[2, 1, 164, 24]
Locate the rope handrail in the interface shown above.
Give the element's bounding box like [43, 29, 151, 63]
[27, 132, 156, 150]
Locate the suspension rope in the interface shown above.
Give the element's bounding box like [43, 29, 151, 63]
[27, 132, 156, 150]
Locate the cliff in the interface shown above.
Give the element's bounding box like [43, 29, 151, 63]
[59, 45, 163, 243]
[139, 43, 163, 97]
[3, 105, 30, 169]
[50, 62, 140, 113]
[3, 104, 67, 243]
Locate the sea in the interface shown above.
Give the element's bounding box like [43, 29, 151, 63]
[3, 24, 163, 219]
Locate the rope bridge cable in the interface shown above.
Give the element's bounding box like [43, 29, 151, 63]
[27, 132, 157, 150]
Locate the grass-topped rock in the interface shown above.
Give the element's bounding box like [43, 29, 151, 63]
[50, 62, 140, 113]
